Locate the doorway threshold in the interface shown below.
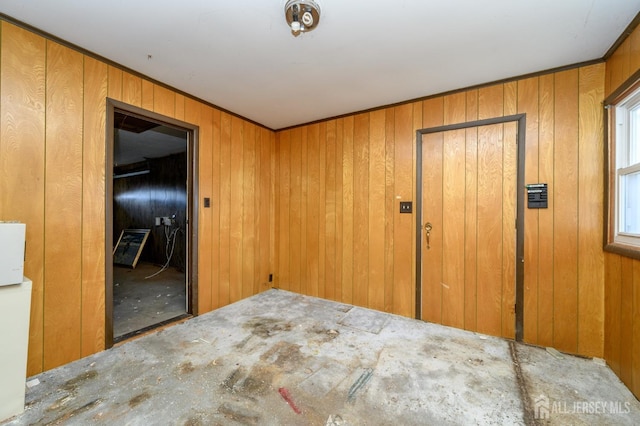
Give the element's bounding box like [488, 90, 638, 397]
[113, 313, 191, 344]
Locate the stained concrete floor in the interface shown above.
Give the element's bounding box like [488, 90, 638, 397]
[3, 289, 640, 425]
[113, 263, 186, 338]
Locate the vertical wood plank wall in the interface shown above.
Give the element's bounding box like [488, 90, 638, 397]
[0, 16, 620, 379]
[604, 23, 640, 399]
[0, 21, 275, 375]
[275, 63, 606, 358]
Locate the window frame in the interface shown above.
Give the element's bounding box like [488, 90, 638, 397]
[605, 73, 640, 260]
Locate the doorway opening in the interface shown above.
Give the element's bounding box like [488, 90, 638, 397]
[106, 100, 198, 346]
[415, 114, 526, 341]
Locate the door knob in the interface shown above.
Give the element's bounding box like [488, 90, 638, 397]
[424, 222, 432, 249]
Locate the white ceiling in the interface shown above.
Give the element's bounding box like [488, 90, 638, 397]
[1, 1, 639, 130]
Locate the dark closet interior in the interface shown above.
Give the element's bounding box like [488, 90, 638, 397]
[111, 111, 190, 341]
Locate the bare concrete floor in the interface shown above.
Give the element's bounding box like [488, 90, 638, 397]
[3, 289, 639, 425]
[113, 263, 186, 338]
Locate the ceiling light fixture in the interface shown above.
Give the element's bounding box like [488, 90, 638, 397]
[284, 0, 321, 36]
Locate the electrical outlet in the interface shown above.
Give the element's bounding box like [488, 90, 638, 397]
[400, 201, 412, 213]
[161, 216, 172, 225]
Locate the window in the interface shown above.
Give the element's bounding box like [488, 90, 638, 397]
[606, 82, 640, 256]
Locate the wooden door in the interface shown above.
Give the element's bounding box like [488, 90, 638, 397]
[419, 120, 521, 339]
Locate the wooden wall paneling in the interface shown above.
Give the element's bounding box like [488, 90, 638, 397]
[0, 22, 46, 375]
[630, 27, 640, 79]
[411, 101, 422, 318]
[622, 35, 633, 82]
[476, 86, 504, 337]
[299, 127, 308, 296]
[274, 130, 281, 292]
[604, 252, 622, 375]
[242, 121, 256, 300]
[252, 123, 262, 295]
[276, 130, 291, 291]
[633, 259, 640, 396]
[81, 56, 107, 357]
[3, 14, 620, 372]
[218, 112, 232, 304]
[113, 156, 187, 265]
[368, 109, 386, 312]
[306, 124, 320, 297]
[478, 84, 504, 119]
[393, 104, 414, 317]
[502, 82, 517, 338]
[0, 20, 281, 373]
[289, 127, 302, 294]
[210, 109, 221, 306]
[257, 64, 609, 363]
[464, 90, 479, 331]
[43, 41, 84, 370]
[153, 84, 175, 117]
[268, 129, 276, 292]
[537, 74, 556, 347]
[421, 98, 444, 322]
[259, 127, 272, 293]
[441, 93, 466, 329]
[202, 106, 219, 306]
[197, 105, 213, 313]
[577, 64, 605, 357]
[107, 65, 122, 101]
[259, 127, 269, 291]
[324, 120, 337, 301]
[606, 37, 628, 97]
[466, 90, 479, 120]
[502, 120, 517, 338]
[443, 92, 466, 125]
[141, 79, 154, 111]
[175, 94, 185, 121]
[384, 108, 395, 313]
[604, 50, 611, 96]
[341, 116, 355, 304]
[334, 119, 344, 302]
[353, 113, 370, 308]
[122, 72, 142, 107]
[229, 116, 244, 303]
[476, 123, 504, 337]
[518, 77, 540, 345]
[552, 69, 579, 353]
[504, 81, 517, 116]
[318, 122, 327, 300]
[620, 257, 635, 388]
[596, 51, 633, 393]
[620, 39, 631, 91]
[605, 39, 622, 97]
[302, 127, 311, 295]
[184, 99, 202, 309]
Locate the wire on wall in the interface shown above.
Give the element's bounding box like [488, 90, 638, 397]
[145, 223, 180, 279]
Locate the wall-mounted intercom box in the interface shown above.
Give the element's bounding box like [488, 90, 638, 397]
[526, 184, 548, 209]
[0, 222, 26, 286]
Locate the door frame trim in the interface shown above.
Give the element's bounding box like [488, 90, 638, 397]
[105, 98, 200, 348]
[415, 114, 526, 341]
